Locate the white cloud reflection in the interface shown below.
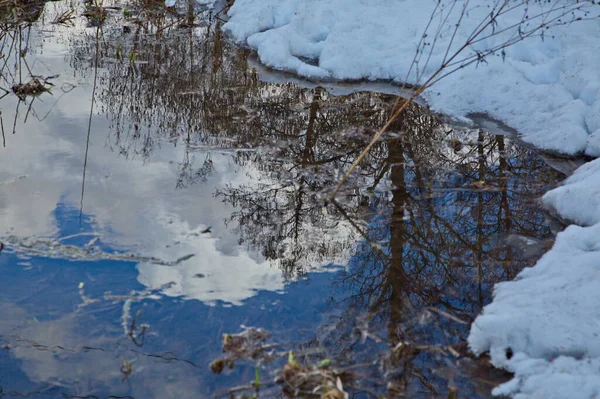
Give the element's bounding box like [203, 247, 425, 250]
[0, 20, 357, 307]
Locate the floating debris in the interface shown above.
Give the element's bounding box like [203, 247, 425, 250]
[210, 326, 275, 374]
[222, 327, 271, 356]
[174, 253, 195, 264]
[12, 77, 52, 99]
[210, 327, 354, 398]
[279, 351, 351, 398]
[2, 235, 194, 266]
[120, 358, 133, 381]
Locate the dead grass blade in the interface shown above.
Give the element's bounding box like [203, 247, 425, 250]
[51, 9, 75, 25]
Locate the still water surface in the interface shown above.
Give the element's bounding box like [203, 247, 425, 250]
[0, 1, 564, 397]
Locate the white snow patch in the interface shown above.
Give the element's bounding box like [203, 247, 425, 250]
[543, 157, 600, 226]
[492, 354, 600, 399]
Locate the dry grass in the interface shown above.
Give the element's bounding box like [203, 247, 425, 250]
[51, 8, 75, 25]
[11, 77, 50, 98]
[83, 5, 108, 26]
[0, 0, 45, 26]
[278, 352, 352, 399]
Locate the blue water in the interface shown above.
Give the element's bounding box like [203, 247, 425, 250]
[0, 207, 342, 397]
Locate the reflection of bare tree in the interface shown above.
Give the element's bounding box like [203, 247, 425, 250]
[69, 4, 561, 290]
[69, 10, 403, 275]
[204, 96, 555, 396]
[323, 110, 563, 397]
[70, 6, 261, 163]
[215, 89, 400, 276]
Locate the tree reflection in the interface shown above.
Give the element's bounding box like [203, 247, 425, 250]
[215, 88, 396, 276]
[69, 8, 396, 275]
[62, 6, 564, 397]
[323, 108, 562, 397]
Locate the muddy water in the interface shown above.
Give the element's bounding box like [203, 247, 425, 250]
[0, 1, 564, 398]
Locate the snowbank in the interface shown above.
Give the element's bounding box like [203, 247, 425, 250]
[492, 354, 600, 399]
[468, 221, 600, 398]
[223, 0, 600, 156]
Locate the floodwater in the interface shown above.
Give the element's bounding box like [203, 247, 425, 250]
[0, 1, 565, 398]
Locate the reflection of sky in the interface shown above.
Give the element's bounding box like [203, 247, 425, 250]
[0, 16, 361, 305]
[0, 215, 339, 398]
[0, 85, 287, 303]
[0, 184, 339, 397]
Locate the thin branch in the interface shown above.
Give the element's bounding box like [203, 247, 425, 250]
[331, 0, 595, 199]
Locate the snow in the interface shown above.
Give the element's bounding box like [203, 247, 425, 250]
[491, 354, 600, 399]
[543, 157, 600, 226]
[219, 0, 600, 397]
[468, 223, 600, 398]
[223, 0, 600, 156]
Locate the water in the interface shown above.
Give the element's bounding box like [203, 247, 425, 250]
[0, 1, 565, 398]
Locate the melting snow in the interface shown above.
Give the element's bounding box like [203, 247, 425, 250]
[223, 0, 600, 156]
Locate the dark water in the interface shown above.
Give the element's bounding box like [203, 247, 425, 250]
[0, 1, 564, 398]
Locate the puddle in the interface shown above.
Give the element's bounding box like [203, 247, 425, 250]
[0, 1, 565, 398]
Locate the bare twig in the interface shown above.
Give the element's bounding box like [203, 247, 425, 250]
[330, 0, 596, 199]
[51, 9, 76, 25]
